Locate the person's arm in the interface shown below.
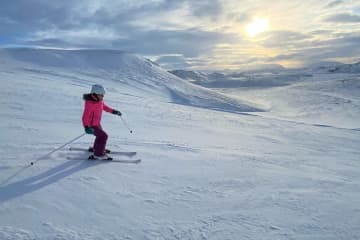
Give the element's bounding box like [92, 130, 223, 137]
[104, 102, 122, 116]
[103, 102, 114, 113]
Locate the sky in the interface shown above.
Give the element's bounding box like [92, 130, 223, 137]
[1, 0, 360, 71]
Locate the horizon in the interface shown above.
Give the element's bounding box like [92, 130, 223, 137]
[1, 1, 360, 70]
[1, 47, 358, 73]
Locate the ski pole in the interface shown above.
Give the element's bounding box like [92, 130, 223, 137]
[120, 116, 133, 133]
[30, 133, 86, 166]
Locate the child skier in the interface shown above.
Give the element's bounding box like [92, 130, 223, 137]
[82, 84, 122, 159]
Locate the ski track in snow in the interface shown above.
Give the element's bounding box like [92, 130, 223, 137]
[0, 49, 360, 239]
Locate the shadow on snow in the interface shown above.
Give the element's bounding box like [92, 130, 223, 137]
[0, 159, 101, 203]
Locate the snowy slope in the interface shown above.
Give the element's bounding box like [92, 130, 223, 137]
[329, 61, 360, 73]
[171, 68, 311, 89]
[301, 61, 360, 74]
[1, 48, 360, 240]
[169, 70, 208, 82]
[221, 72, 360, 129]
[0, 48, 262, 112]
[171, 63, 360, 129]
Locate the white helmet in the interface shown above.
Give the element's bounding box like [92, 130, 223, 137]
[90, 84, 106, 95]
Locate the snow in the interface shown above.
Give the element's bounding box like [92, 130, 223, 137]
[1, 48, 360, 239]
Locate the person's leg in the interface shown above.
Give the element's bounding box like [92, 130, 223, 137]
[92, 126, 108, 156]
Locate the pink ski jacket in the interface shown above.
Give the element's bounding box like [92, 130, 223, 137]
[82, 94, 114, 127]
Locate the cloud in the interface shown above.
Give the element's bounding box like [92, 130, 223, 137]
[188, 0, 223, 20]
[0, 1, 232, 55]
[267, 32, 360, 64]
[325, 0, 344, 8]
[0, 0, 359, 70]
[155, 55, 191, 69]
[0, 1, 165, 35]
[24, 38, 72, 48]
[258, 31, 311, 48]
[111, 28, 237, 57]
[268, 53, 304, 62]
[323, 13, 360, 23]
[0, 1, 76, 32]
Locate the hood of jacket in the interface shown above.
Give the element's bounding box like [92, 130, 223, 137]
[83, 93, 100, 102]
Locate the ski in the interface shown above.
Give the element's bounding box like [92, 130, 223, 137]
[89, 158, 142, 164]
[66, 156, 141, 164]
[69, 147, 137, 157]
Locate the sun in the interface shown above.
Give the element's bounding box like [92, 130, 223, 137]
[246, 17, 269, 37]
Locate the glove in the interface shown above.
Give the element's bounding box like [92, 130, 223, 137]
[84, 126, 94, 135]
[112, 110, 122, 116]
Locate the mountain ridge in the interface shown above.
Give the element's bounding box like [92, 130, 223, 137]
[0, 48, 263, 112]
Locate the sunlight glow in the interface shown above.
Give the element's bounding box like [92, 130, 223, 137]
[246, 17, 269, 37]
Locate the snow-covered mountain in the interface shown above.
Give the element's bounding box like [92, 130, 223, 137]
[328, 61, 360, 73]
[170, 68, 309, 89]
[0, 48, 262, 112]
[235, 63, 286, 74]
[1, 48, 360, 240]
[168, 69, 208, 82]
[303, 61, 360, 73]
[170, 61, 360, 128]
[170, 61, 360, 89]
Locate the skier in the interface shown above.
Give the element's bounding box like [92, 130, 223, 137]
[82, 84, 122, 159]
